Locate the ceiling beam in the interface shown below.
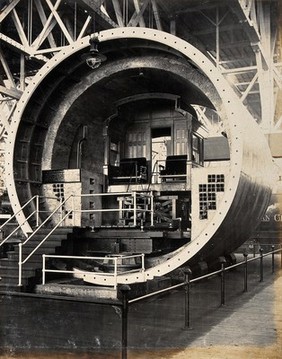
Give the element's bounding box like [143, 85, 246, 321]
[76, 0, 118, 28]
[175, 1, 220, 15]
[228, 0, 260, 43]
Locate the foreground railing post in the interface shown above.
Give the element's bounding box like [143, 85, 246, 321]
[259, 248, 263, 282]
[150, 191, 154, 226]
[60, 197, 63, 223]
[184, 268, 192, 329]
[141, 254, 145, 281]
[120, 285, 131, 359]
[42, 254, 46, 285]
[36, 195, 39, 227]
[220, 258, 226, 306]
[133, 192, 137, 227]
[18, 243, 23, 287]
[271, 245, 275, 274]
[114, 258, 118, 290]
[72, 195, 75, 227]
[243, 252, 248, 292]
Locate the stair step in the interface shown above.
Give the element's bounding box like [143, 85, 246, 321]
[7, 246, 61, 256]
[27, 234, 70, 240]
[0, 274, 29, 286]
[6, 251, 50, 261]
[32, 227, 73, 235]
[7, 243, 63, 253]
[0, 266, 36, 276]
[0, 283, 22, 292]
[0, 227, 73, 291]
[0, 257, 42, 268]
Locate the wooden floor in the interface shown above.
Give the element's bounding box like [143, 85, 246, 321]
[0, 254, 281, 359]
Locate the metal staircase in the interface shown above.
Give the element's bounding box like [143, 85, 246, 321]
[0, 227, 72, 290]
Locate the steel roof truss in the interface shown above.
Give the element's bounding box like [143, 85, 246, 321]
[34, 0, 57, 48]
[45, 0, 74, 44]
[132, 0, 145, 27]
[11, 7, 29, 48]
[112, 0, 125, 27]
[0, 0, 21, 23]
[127, 0, 149, 27]
[240, 72, 258, 102]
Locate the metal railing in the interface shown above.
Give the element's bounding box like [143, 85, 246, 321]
[0, 195, 39, 245]
[0, 191, 154, 243]
[151, 159, 193, 184]
[6, 191, 153, 286]
[71, 191, 154, 227]
[119, 245, 282, 359]
[42, 253, 146, 289]
[0, 195, 62, 246]
[18, 196, 73, 286]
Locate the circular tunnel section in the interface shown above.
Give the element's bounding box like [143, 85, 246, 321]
[8, 30, 273, 283]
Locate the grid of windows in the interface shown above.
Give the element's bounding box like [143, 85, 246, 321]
[199, 174, 225, 219]
[208, 174, 225, 183]
[52, 183, 72, 219]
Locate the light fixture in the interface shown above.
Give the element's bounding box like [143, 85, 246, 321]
[81, 34, 107, 69]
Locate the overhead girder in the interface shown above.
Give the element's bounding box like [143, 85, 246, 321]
[0, 0, 280, 135]
[5, 27, 274, 285]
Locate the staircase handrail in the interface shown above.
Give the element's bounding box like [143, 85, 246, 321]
[18, 195, 73, 286]
[0, 195, 38, 232]
[20, 212, 71, 266]
[21, 195, 73, 246]
[0, 195, 39, 247]
[0, 211, 37, 247]
[0, 195, 67, 247]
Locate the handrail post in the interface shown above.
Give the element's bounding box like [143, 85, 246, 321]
[72, 195, 75, 227]
[114, 257, 118, 290]
[220, 257, 226, 306]
[18, 243, 23, 287]
[271, 245, 275, 274]
[133, 192, 137, 227]
[60, 197, 63, 224]
[42, 254, 46, 285]
[243, 252, 248, 292]
[150, 191, 154, 226]
[184, 268, 192, 329]
[259, 248, 263, 282]
[253, 240, 256, 258]
[36, 195, 39, 227]
[141, 253, 145, 281]
[120, 284, 131, 359]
